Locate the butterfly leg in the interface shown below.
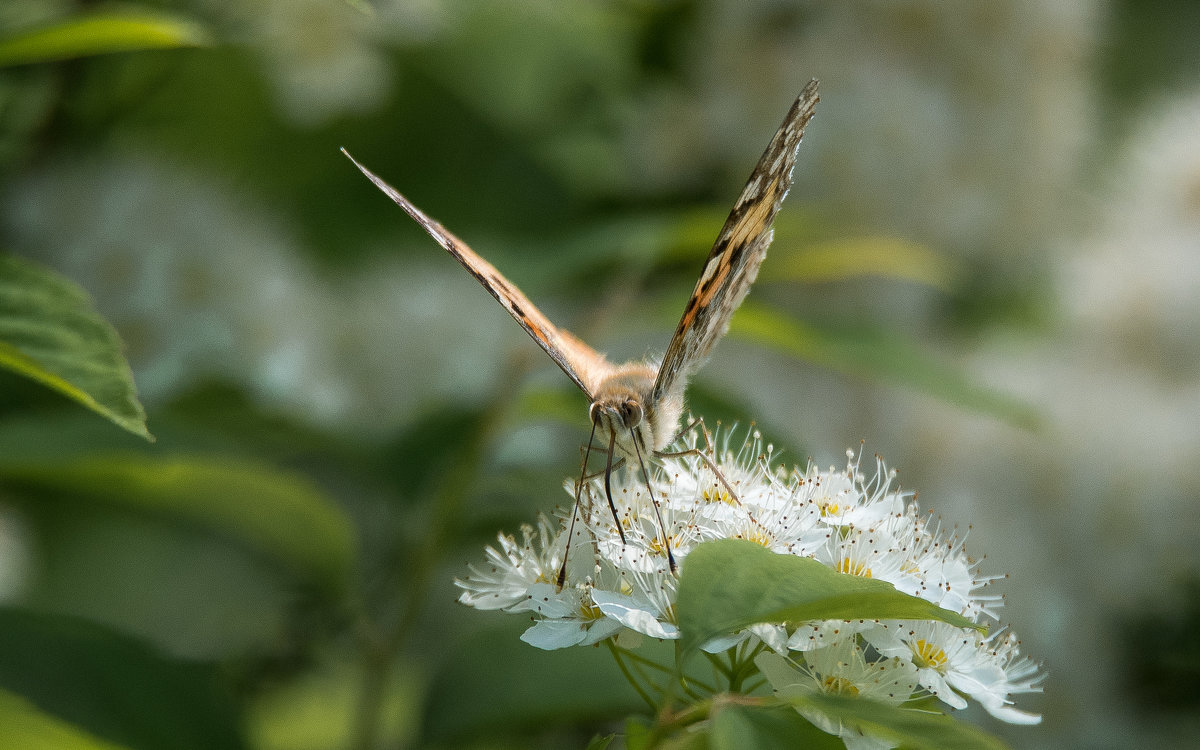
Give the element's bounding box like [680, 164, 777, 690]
[559, 422, 628, 588]
[576, 444, 626, 483]
[655, 417, 742, 506]
[656, 420, 779, 540]
[629, 427, 678, 574]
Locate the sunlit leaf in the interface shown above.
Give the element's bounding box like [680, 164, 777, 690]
[0, 12, 209, 67]
[762, 236, 959, 290]
[0, 255, 151, 440]
[0, 455, 355, 593]
[0, 688, 130, 750]
[783, 691, 1011, 750]
[0, 608, 243, 750]
[730, 303, 1039, 429]
[676, 539, 980, 656]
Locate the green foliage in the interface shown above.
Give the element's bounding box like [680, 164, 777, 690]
[0, 256, 151, 439]
[0, 608, 243, 750]
[708, 704, 844, 750]
[731, 303, 1040, 429]
[421, 623, 645, 745]
[778, 692, 1011, 750]
[0, 689, 130, 750]
[0, 454, 355, 593]
[676, 539, 980, 656]
[0, 0, 1097, 746]
[0, 10, 209, 67]
[585, 733, 618, 750]
[760, 236, 960, 290]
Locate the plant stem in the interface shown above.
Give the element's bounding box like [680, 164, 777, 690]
[607, 640, 658, 711]
[350, 350, 534, 750]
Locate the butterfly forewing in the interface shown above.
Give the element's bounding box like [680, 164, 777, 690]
[651, 80, 819, 406]
[345, 84, 819, 585]
[341, 148, 613, 399]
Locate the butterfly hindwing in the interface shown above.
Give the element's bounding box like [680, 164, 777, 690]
[651, 81, 819, 405]
[341, 148, 612, 399]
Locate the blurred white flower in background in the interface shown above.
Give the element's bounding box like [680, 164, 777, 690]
[1, 157, 512, 433]
[892, 86, 1200, 747]
[197, 0, 447, 128]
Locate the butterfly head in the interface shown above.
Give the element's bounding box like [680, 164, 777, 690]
[589, 397, 644, 434]
[589, 364, 682, 457]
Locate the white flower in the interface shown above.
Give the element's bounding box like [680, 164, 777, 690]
[590, 567, 679, 641]
[756, 640, 919, 750]
[457, 428, 1044, 727]
[455, 515, 563, 611]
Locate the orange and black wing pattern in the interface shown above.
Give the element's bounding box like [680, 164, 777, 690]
[652, 80, 819, 404]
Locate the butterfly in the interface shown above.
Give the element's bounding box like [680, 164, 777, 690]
[343, 79, 818, 580]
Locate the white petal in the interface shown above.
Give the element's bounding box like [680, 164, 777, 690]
[578, 617, 625, 647]
[755, 652, 808, 694]
[920, 670, 968, 710]
[745, 623, 789, 653]
[591, 590, 679, 640]
[700, 631, 747, 653]
[520, 620, 588, 650]
[982, 704, 1043, 725]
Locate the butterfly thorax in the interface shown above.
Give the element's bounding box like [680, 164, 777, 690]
[589, 363, 683, 457]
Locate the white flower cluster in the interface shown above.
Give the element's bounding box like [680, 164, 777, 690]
[456, 431, 1043, 736]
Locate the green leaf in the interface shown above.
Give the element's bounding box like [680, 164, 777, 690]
[0, 12, 209, 67]
[676, 539, 980, 655]
[785, 691, 1011, 750]
[585, 733, 618, 750]
[0, 688, 131, 750]
[730, 303, 1039, 429]
[0, 608, 244, 750]
[710, 703, 842, 750]
[0, 255, 151, 440]
[761, 236, 959, 290]
[0, 454, 355, 593]
[623, 717, 655, 750]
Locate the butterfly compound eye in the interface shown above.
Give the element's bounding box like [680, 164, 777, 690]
[621, 400, 643, 427]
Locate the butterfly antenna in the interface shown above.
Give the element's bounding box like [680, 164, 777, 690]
[602, 428, 626, 545]
[631, 426, 678, 574]
[558, 420, 599, 589]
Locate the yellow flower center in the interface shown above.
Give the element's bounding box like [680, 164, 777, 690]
[743, 527, 774, 547]
[822, 676, 860, 696]
[836, 558, 872, 578]
[648, 534, 675, 557]
[704, 487, 737, 506]
[911, 639, 948, 670]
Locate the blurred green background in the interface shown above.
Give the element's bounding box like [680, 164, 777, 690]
[2, 0, 1199, 748]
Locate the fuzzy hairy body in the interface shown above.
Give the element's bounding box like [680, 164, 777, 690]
[590, 362, 684, 458]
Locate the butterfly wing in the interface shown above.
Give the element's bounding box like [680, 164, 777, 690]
[651, 80, 819, 405]
[343, 148, 612, 399]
